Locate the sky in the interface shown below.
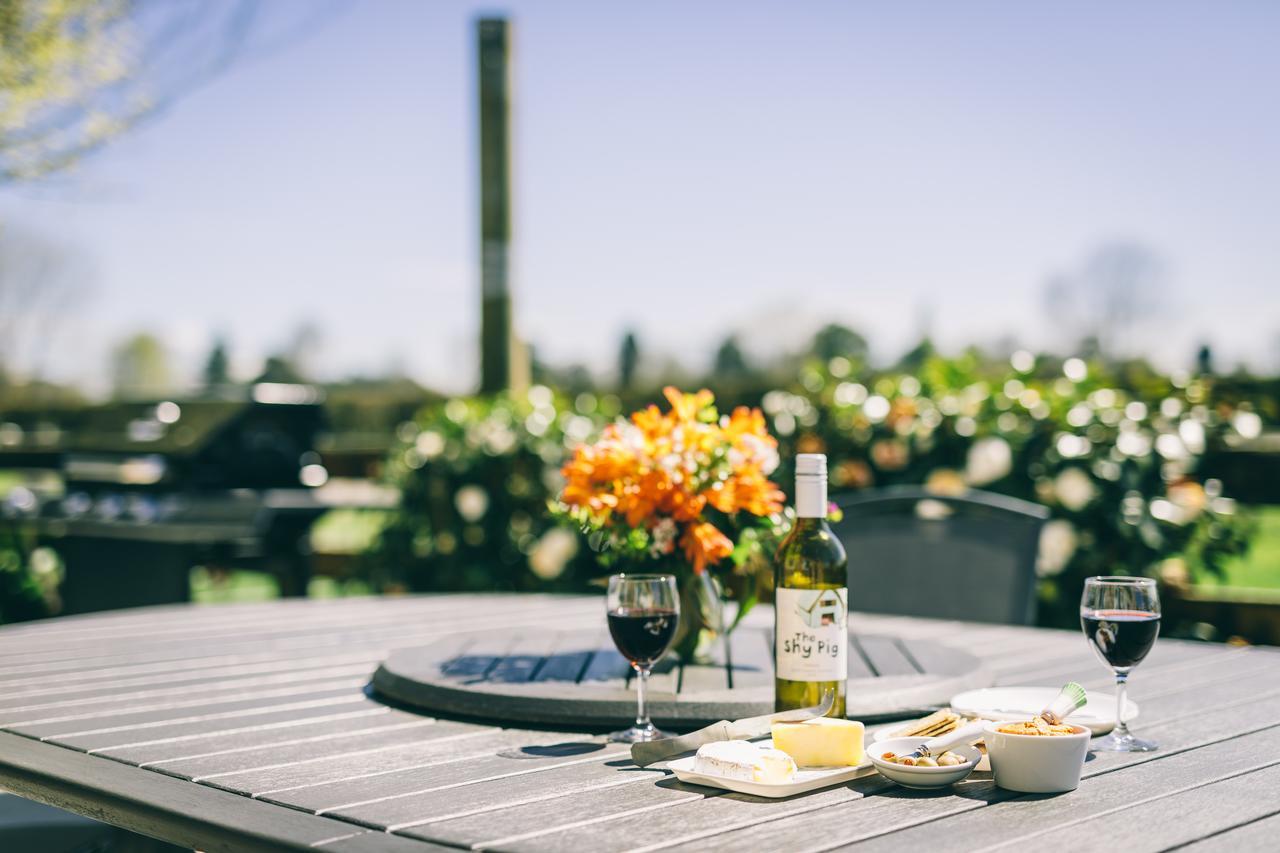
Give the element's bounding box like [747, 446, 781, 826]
[3, 0, 1278, 395]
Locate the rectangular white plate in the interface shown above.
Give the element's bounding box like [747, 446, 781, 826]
[667, 738, 876, 799]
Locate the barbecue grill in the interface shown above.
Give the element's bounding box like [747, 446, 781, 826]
[0, 385, 330, 613]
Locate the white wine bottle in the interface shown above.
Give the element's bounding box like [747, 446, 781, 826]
[774, 453, 848, 716]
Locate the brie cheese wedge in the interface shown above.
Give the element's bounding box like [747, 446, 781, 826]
[692, 740, 797, 783]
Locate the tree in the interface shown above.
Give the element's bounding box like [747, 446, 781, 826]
[896, 337, 936, 372]
[1196, 343, 1215, 377]
[253, 355, 306, 385]
[202, 337, 232, 390]
[618, 330, 640, 390]
[111, 332, 170, 399]
[810, 323, 868, 363]
[712, 335, 752, 380]
[0, 1, 338, 183]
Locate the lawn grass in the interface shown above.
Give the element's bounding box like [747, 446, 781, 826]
[190, 567, 279, 603]
[189, 567, 373, 604]
[1197, 506, 1280, 592]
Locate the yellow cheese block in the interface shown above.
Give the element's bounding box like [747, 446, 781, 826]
[771, 717, 866, 767]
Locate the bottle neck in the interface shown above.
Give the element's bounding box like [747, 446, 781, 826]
[795, 475, 828, 519]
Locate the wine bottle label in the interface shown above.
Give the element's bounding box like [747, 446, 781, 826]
[775, 587, 848, 681]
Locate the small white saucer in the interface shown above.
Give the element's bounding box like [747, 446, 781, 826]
[949, 686, 1139, 736]
[870, 739, 983, 790]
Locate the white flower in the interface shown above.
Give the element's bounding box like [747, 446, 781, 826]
[863, 396, 891, 423]
[734, 433, 780, 475]
[618, 422, 646, 452]
[415, 431, 445, 459]
[1054, 468, 1096, 512]
[1116, 430, 1152, 457]
[485, 425, 517, 455]
[649, 518, 678, 558]
[1179, 419, 1206, 454]
[1233, 411, 1263, 440]
[965, 437, 1012, 486]
[1037, 520, 1078, 577]
[454, 485, 489, 522]
[529, 528, 579, 580]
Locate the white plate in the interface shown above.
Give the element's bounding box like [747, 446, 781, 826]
[667, 738, 876, 799]
[949, 686, 1139, 736]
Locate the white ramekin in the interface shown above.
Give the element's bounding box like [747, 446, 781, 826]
[983, 720, 1091, 793]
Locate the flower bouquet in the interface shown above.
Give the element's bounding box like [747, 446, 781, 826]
[554, 387, 785, 661]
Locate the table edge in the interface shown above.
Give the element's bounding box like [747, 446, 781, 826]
[0, 732, 440, 852]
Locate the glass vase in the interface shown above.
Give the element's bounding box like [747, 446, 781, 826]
[673, 570, 725, 665]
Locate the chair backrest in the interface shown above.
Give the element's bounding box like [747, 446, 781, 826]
[830, 486, 1050, 625]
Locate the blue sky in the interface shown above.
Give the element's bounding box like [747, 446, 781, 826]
[3, 0, 1278, 394]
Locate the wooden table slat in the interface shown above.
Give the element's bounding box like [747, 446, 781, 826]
[203, 726, 540, 796]
[64, 697, 384, 753]
[850, 634, 920, 676]
[263, 738, 628, 816]
[144, 717, 444, 778]
[2, 594, 1277, 852]
[1175, 809, 1280, 852]
[99, 707, 404, 765]
[320, 747, 653, 830]
[725, 621, 773, 689]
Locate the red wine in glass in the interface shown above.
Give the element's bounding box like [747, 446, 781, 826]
[606, 573, 679, 743]
[1081, 576, 1161, 752]
[607, 608, 677, 666]
[1083, 610, 1161, 669]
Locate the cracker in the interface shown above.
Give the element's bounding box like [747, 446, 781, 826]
[900, 710, 958, 737]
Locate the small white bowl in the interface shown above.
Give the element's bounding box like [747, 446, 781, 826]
[870, 738, 982, 790]
[983, 720, 1091, 793]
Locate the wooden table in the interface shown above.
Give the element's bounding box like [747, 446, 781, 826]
[2, 594, 1278, 852]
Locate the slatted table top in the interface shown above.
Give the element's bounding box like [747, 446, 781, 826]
[2, 593, 1278, 852]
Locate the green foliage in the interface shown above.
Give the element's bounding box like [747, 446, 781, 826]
[0, 517, 51, 624]
[370, 353, 1260, 629]
[367, 388, 618, 592]
[766, 352, 1256, 626]
[0, 0, 137, 182]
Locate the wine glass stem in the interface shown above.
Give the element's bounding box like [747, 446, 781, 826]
[635, 665, 650, 729]
[1114, 671, 1130, 738]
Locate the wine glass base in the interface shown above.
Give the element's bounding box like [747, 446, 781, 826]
[608, 722, 668, 743]
[1093, 730, 1158, 752]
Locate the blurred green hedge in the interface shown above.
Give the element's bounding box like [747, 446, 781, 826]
[367, 352, 1260, 629]
[365, 388, 613, 593]
[0, 518, 53, 624]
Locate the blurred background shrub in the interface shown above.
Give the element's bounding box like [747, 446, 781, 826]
[365, 347, 1260, 630]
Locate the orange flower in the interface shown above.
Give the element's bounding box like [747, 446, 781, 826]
[558, 387, 782, 572]
[663, 386, 715, 422]
[727, 469, 786, 516]
[681, 521, 734, 574]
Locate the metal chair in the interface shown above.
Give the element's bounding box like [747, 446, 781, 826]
[830, 486, 1050, 625]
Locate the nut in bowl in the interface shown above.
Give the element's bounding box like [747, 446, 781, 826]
[870, 738, 982, 790]
[983, 720, 1091, 794]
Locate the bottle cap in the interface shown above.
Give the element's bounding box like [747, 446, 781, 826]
[795, 453, 827, 477]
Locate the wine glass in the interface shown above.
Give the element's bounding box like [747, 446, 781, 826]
[606, 573, 679, 743]
[1080, 576, 1161, 752]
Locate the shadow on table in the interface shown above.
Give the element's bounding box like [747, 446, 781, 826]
[497, 742, 609, 759]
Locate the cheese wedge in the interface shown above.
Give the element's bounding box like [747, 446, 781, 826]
[693, 740, 797, 783]
[770, 717, 865, 767]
